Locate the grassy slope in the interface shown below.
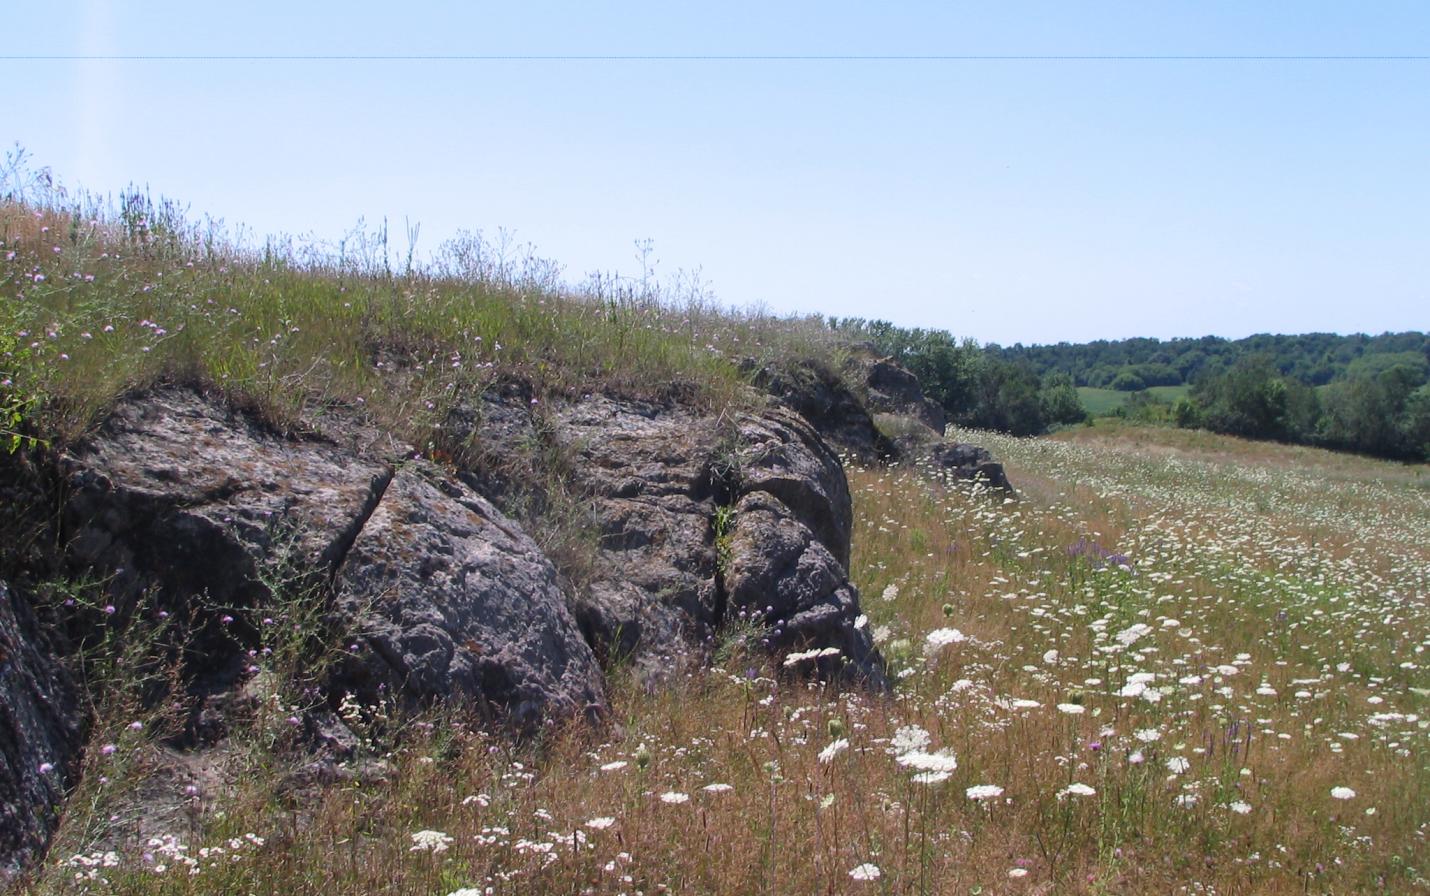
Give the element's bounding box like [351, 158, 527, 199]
[1, 200, 852, 453]
[28, 423, 1428, 895]
[6, 194, 1430, 894]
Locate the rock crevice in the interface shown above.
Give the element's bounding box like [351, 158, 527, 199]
[0, 370, 979, 875]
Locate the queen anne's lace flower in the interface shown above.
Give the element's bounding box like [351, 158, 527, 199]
[410, 830, 453, 853]
[896, 749, 957, 773]
[818, 738, 850, 764]
[849, 863, 881, 881]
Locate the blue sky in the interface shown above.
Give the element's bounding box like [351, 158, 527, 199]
[5, 2, 1428, 345]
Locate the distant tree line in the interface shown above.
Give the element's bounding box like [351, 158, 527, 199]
[987, 331, 1428, 392]
[1173, 353, 1430, 460]
[825, 318, 1086, 437]
[827, 320, 1429, 460]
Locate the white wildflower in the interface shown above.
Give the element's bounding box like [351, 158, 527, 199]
[849, 863, 882, 881]
[924, 627, 967, 654]
[966, 784, 1004, 801]
[409, 830, 453, 853]
[896, 749, 957, 773]
[818, 738, 850, 764]
[890, 725, 931, 753]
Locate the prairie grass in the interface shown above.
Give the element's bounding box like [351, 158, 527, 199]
[1, 182, 848, 452]
[23, 425, 1428, 895]
[6, 164, 1428, 894]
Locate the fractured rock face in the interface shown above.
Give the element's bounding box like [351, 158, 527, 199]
[734, 408, 853, 570]
[722, 493, 885, 688]
[554, 395, 885, 687]
[746, 358, 896, 462]
[60, 388, 606, 727]
[0, 580, 84, 883]
[862, 357, 947, 436]
[62, 389, 392, 631]
[333, 463, 605, 725]
[553, 397, 723, 679]
[58, 386, 887, 711]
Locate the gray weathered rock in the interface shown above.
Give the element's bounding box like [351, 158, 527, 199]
[61, 388, 606, 728]
[62, 388, 393, 633]
[734, 408, 853, 570]
[440, 380, 541, 507]
[553, 396, 885, 687]
[723, 494, 885, 687]
[745, 358, 895, 462]
[861, 357, 947, 436]
[0, 580, 84, 883]
[554, 397, 723, 678]
[333, 463, 606, 725]
[925, 442, 1014, 493]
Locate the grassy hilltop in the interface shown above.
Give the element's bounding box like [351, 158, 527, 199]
[3, 168, 1429, 894]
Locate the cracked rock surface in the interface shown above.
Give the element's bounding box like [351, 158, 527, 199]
[333, 462, 605, 725]
[6, 382, 896, 875]
[58, 388, 605, 724]
[552, 397, 724, 680]
[0, 580, 84, 883]
[554, 397, 885, 688]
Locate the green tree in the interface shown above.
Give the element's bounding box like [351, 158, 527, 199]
[1039, 372, 1086, 426]
[1195, 355, 1305, 441]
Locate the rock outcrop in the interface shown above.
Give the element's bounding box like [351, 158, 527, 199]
[58, 388, 607, 725]
[745, 358, 895, 462]
[0, 580, 84, 883]
[860, 356, 947, 436]
[926, 442, 1014, 493]
[3, 378, 900, 876]
[334, 463, 605, 725]
[56, 385, 886, 706]
[553, 397, 723, 676]
[553, 397, 885, 688]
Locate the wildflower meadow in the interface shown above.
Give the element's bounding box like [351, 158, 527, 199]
[28, 420, 1427, 895]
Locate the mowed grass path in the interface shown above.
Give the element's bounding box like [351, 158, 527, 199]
[34, 424, 1429, 895]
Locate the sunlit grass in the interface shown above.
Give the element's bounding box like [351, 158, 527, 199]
[7, 167, 1428, 895]
[24, 423, 1428, 895]
[1, 198, 850, 450]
